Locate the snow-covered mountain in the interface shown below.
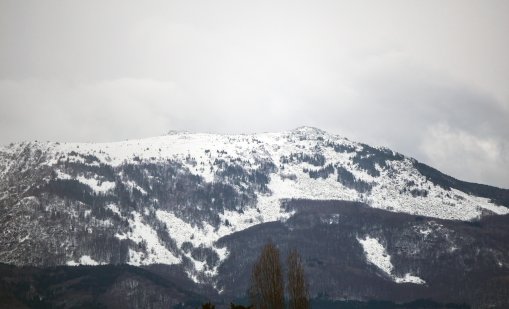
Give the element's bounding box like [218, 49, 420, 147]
[1, 126, 508, 301]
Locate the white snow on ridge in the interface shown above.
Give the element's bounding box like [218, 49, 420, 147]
[367, 159, 509, 220]
[3, 128, 509, 283]
[36, 128, 507, 222]
[358, 236, 425, 284]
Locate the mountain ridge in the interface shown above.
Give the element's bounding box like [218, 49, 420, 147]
[1, 127, 509, 307]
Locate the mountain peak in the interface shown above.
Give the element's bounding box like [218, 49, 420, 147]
[166, 129, 192, 135]
[290, 126, 328, 137]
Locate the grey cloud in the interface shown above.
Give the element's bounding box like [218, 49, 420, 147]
[1, 0, 508, 188]
[319, 65, 509, 188]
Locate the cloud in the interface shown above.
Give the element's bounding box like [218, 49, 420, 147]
[317, 63, 509, 188]
[420, 124, 508, 187]
[0, 79, 178, 142]
[0, 0, 508, 188]
[1, 61, 508, 188]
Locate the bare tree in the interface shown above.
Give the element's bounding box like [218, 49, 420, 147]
[250, 242, 285, 309]
[287, 249, 309, 309]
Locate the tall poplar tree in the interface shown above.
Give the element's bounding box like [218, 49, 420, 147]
[287, 249, 309, 309]
[250, 242, 285, 309]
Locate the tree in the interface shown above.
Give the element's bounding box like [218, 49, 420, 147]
[202, 301, 215, 309]
[250, 242, 285, 309]
[287, 249, 309, 309]
[230, 303, 253, 309]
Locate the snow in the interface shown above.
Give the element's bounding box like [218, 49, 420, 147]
[358, 236, 394, 275]
[394, 273, 426, 284]
[4, 127, 509, 282]
[56, 170, 72, 179]
[115, 233, 128, 240]
[125, 212, 180, 266]
[358, 236, 425, 284]
[156, 210, 229, 279]
[125, 180, 147, 195]
[367, 159, 509, 220]
[79, 255, 100, 265]
[418, 227, 433, 237]
[67, 255, 101, 266]
[76, 175, 115, 194]
[32, 129, 509, 222]
[321, 214, 341, 225]
[156, 210, 217, 248]
[18, 234, 30, 243]
[106, 203, 122, 216]
[55, 170, 116, 194]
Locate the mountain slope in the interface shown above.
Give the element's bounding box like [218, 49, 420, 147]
[0, 263, 206, 309]
[1, 127, 508, 304]
[217, 199, 509, 307]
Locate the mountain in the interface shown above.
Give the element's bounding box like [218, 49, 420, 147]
[0, 263, 206, 309]
[1, 126, 508, 308]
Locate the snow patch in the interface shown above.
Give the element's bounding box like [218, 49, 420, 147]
[67, 255, 101, 266]
[358, 236, 394, 275]
[55, 170, 115, 194]
[394, 273, 426, 284]
[76, 175, 115, 194]
[55, 169, 72, 180]
[155, 210, 229, 277]
[418, 227, 433, 237]
[358, 236, 425, 284]
[126, 212, 180, 266]
[126, 180, 147, 195]
[18, 234, 30, 243]
[106, 203, 122, 216]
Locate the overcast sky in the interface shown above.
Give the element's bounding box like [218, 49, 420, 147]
[1, 0, 508, 188]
